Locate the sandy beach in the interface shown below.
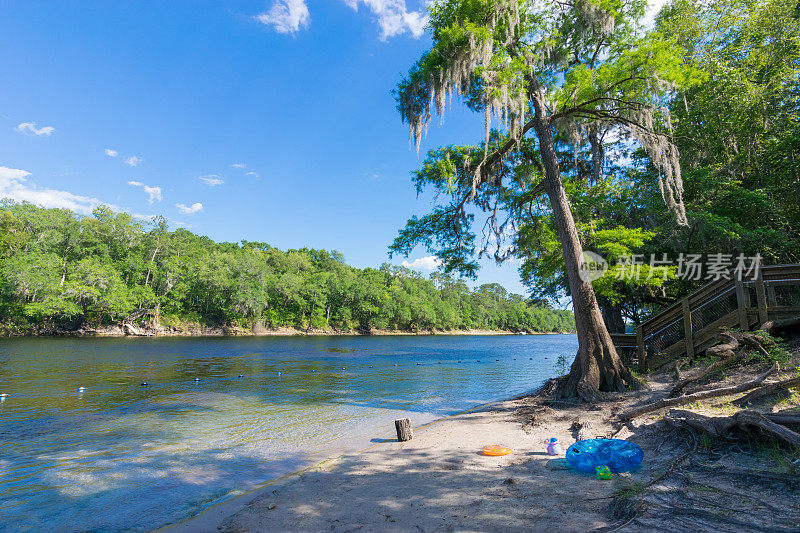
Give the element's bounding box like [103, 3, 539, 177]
[162, 351, 800, 533]
[163, 395, 618, 533]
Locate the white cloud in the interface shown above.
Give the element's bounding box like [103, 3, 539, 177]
[402, 256, 441, 271]
[124, 155, 144, 167]
[254, 0, 310, 35]
[230, 163, 259, 177]
[176, 202, 203, 215]
[15, 122, 55, 137]
[127, 180, 163, 204]
[344, 0, 428, 39]
[0, 166, 104, 215]
[104, 148, 118, 157]
[198, 175, 224, 186]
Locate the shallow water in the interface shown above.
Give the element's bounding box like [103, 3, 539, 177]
[0, 334, 577, 532]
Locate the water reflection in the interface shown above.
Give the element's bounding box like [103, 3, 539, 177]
[0, 334, 576, 532]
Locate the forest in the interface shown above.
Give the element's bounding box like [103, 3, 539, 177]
[0, 202, 575, 336]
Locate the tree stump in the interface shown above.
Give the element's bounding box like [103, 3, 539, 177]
[395, 418, 413, 441]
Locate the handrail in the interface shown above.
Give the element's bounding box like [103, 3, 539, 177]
[615, 264, 800, 370]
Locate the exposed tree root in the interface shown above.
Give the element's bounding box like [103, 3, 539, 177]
[690, 460, 800, 485]
[763, 411, 800, 427]
[673, 360, 685, 381]
[705, 332, 739, 359]
[619, 363, 779, 420]
[667, 408, 800, 449]
[669, 352, 744, 398]
[761, 315, 800, 335]
[733, 375, 800, 406]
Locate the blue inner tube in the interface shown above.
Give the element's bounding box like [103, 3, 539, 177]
[565, 438, 643, 473]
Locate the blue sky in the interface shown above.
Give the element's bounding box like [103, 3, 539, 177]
[0, 0, 666, 298]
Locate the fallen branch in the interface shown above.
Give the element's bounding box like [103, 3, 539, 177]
[761, 315, 800, 335]
[733, 375, 800, 406]
[619, 363, 778, 421]
[669, 352, 744, 398]
[764, 411, 800, 427]
[674, 360, 685, 381]
[705, 332, 739, 359]
[668, 408, 800, 449]
[736, 410, 800, 448]
[736, 332, 773, 359]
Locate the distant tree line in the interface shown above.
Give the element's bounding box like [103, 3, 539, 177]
[0, 202, 575, 335]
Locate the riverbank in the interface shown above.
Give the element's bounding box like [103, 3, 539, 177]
[1, 324, 572, 338]
[163, 341, 800, 532]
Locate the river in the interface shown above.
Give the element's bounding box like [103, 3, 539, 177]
[0, 334, 577, 532]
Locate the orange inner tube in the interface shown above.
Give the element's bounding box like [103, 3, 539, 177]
[483, 445, 512, 456]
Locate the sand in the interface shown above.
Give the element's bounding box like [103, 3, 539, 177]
[162, 396, 627, 533]
[162, 351, 800, 533]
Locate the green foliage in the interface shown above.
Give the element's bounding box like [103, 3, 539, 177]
[613, 478, 647, 500]
[743, 330, 793, 365]
[699, 432, 716, 451]
[391, 0, 800, 334]
[391, 0, 698, 331]
[554, 353, 570, 376]
[621, 0, 800, 303]
[0, 201, 575, 335]
[758, 441, 800, 475]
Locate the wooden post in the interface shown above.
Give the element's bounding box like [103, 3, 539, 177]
[395, 418, 413, 442]
[767, 284, 777, 308]
[734, 278, 750, 331]
[682, 298, 694, 359]
[755, 270, 769, 326]
[636, 328, 647, 372]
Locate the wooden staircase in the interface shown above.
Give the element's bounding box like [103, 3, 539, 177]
[612, 264, 800, 370]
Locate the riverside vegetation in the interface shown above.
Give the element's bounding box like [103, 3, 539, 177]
[0, 201, 575, 336]
[390, 0, 800, 399]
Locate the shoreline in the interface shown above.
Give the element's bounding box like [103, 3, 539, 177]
[157, 389, 542, 533]
[2, 327, 574, 339]
[156, 344, 800, 532]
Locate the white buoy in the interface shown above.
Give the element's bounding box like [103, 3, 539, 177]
[78, 387, 86, 393]
[0, 393, 7, 403]
[194, 378, 200, 381]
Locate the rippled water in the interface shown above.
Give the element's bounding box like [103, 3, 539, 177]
[0, 334, 577, 532]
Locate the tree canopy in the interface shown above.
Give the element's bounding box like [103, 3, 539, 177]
[392, 0, 799, 330]
[0, 201, 574, 336]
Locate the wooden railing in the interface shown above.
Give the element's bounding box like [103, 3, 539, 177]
[612, 264, 800, 371]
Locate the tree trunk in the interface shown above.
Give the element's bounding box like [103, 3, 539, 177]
[144, 234, 160, 287]
[589, 125, 604, 185]
[530, 95, 640, 402]
[598, 296, 626, 334]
